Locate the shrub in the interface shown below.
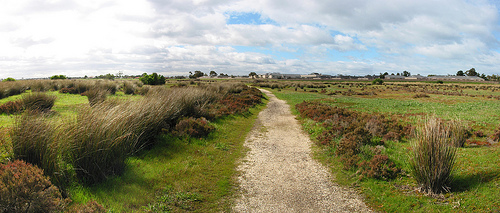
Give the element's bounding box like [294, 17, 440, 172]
[409, 118, 456, 194]
[358, 155, 400, 180]
[172, 117, 215, 138]
[50, 75, 67, 80]
[0, 160, 68, 212]
[491, 126, 500, 142]
[59, 87, 78, 94]
[0, 100, 23, 115]
[21, 92, 57, 112]
[413, 93, 430, 98]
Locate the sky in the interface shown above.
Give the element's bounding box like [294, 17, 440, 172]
[1, 0, 500, 79]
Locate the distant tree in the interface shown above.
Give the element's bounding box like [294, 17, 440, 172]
[189, 71, 205, 79]
[249, 72, 258, 77]
[140, 73, 166, 85]
[84, 75, 88, 79]
[402, 71, 411, 77]
[465, 68, 478, 76]
[209, 70, 217, 77]
[480, 73, 487, 80]
[96, 73, 115, 80]
[396, 73, 400, 76]
[456, 70, 465, 76]
[2, 77, 16, 82]
[50, 75, 67, 80]
[372, 78, 384, 85]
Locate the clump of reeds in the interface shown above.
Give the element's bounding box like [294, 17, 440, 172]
[447, 119, 470, 147]
[10, 112, 67, 187]
[21, 92, 57, 112]
[82, 88, 109, 107]
[410, 117, 456, 194]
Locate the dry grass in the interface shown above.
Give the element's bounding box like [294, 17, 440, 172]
[410, 117, 456, 194]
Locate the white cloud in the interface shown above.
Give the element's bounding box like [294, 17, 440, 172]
[1, 0, 500, 79]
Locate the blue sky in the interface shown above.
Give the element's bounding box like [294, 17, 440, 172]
[1, 0, 500, 79]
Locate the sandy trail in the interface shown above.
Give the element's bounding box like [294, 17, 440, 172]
[233, 89, 371, 212]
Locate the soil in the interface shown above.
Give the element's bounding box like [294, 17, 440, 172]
[232, 89, 371, 212]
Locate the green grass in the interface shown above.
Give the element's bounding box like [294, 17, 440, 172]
[266, 83, 500, 212]
[67, 97, 267, 212]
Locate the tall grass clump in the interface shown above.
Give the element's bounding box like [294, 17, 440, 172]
[68, 86, 221, 184]
[409, 117, 456, 194]
[82, 88, 109, 107]
[10, 112, 67, 188]
[21, 92, 57, 112]
[0, 81, 27, 99]
[447, 119, 470, 147]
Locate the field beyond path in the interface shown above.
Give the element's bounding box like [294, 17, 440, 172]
[233, 89, 371, 212]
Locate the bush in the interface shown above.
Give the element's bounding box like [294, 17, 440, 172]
[0, 100, 23, 115]
[172, 117, 215, 138]
[21, 92, 57, 112]
[410, 118, 456, 194]
[358, 155, 400, 180]
[413, 93, 430, 98]
[0, 160, 68, 212]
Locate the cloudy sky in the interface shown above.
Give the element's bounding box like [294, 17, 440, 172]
[1, 0, 500, 79]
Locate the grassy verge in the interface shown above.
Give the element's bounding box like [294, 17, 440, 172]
[67, 97, 267, 212]
[266, 84, 500, 212]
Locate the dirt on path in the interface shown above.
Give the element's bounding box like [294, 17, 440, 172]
[232, 89, 371, 212]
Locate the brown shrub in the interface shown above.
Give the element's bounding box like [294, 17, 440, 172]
[0, 100, 23, 115]
[358, 155, 400, 180]
[0, 160, 69, 212]
[65, 200, 106, 213]
[413, 93, 430, 98]
[172, 117, 215, 138]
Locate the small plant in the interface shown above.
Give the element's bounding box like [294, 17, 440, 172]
[0, 160, 68, 212]
[65, 200, 106, 213]
[172, 117, 215, 138]
[21, 92, 57, 112]
[0, 100, 23, 115]
[447, 119, 470, 147]
[409, 118, 456, 194]
[413, 93, 430, 98]
[358, 155, 400, 180]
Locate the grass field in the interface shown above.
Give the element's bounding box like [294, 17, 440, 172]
[257, 80, 500, 212]
[0, 79, 267, 212]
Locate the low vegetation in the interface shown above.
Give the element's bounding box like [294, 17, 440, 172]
[263, 79, 500, 212]
[0, 79, 264, 211]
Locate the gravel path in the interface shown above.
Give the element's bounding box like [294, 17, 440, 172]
[233, 89, 371, 212]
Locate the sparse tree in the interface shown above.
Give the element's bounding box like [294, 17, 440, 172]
[456, 70, 464, 76]
[402, 71, 411, 77]
[209, 70, 217, 77]
[465, 68, 478, 76]
[189, 71, 205, 79]
[249, 72, 258, 78]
